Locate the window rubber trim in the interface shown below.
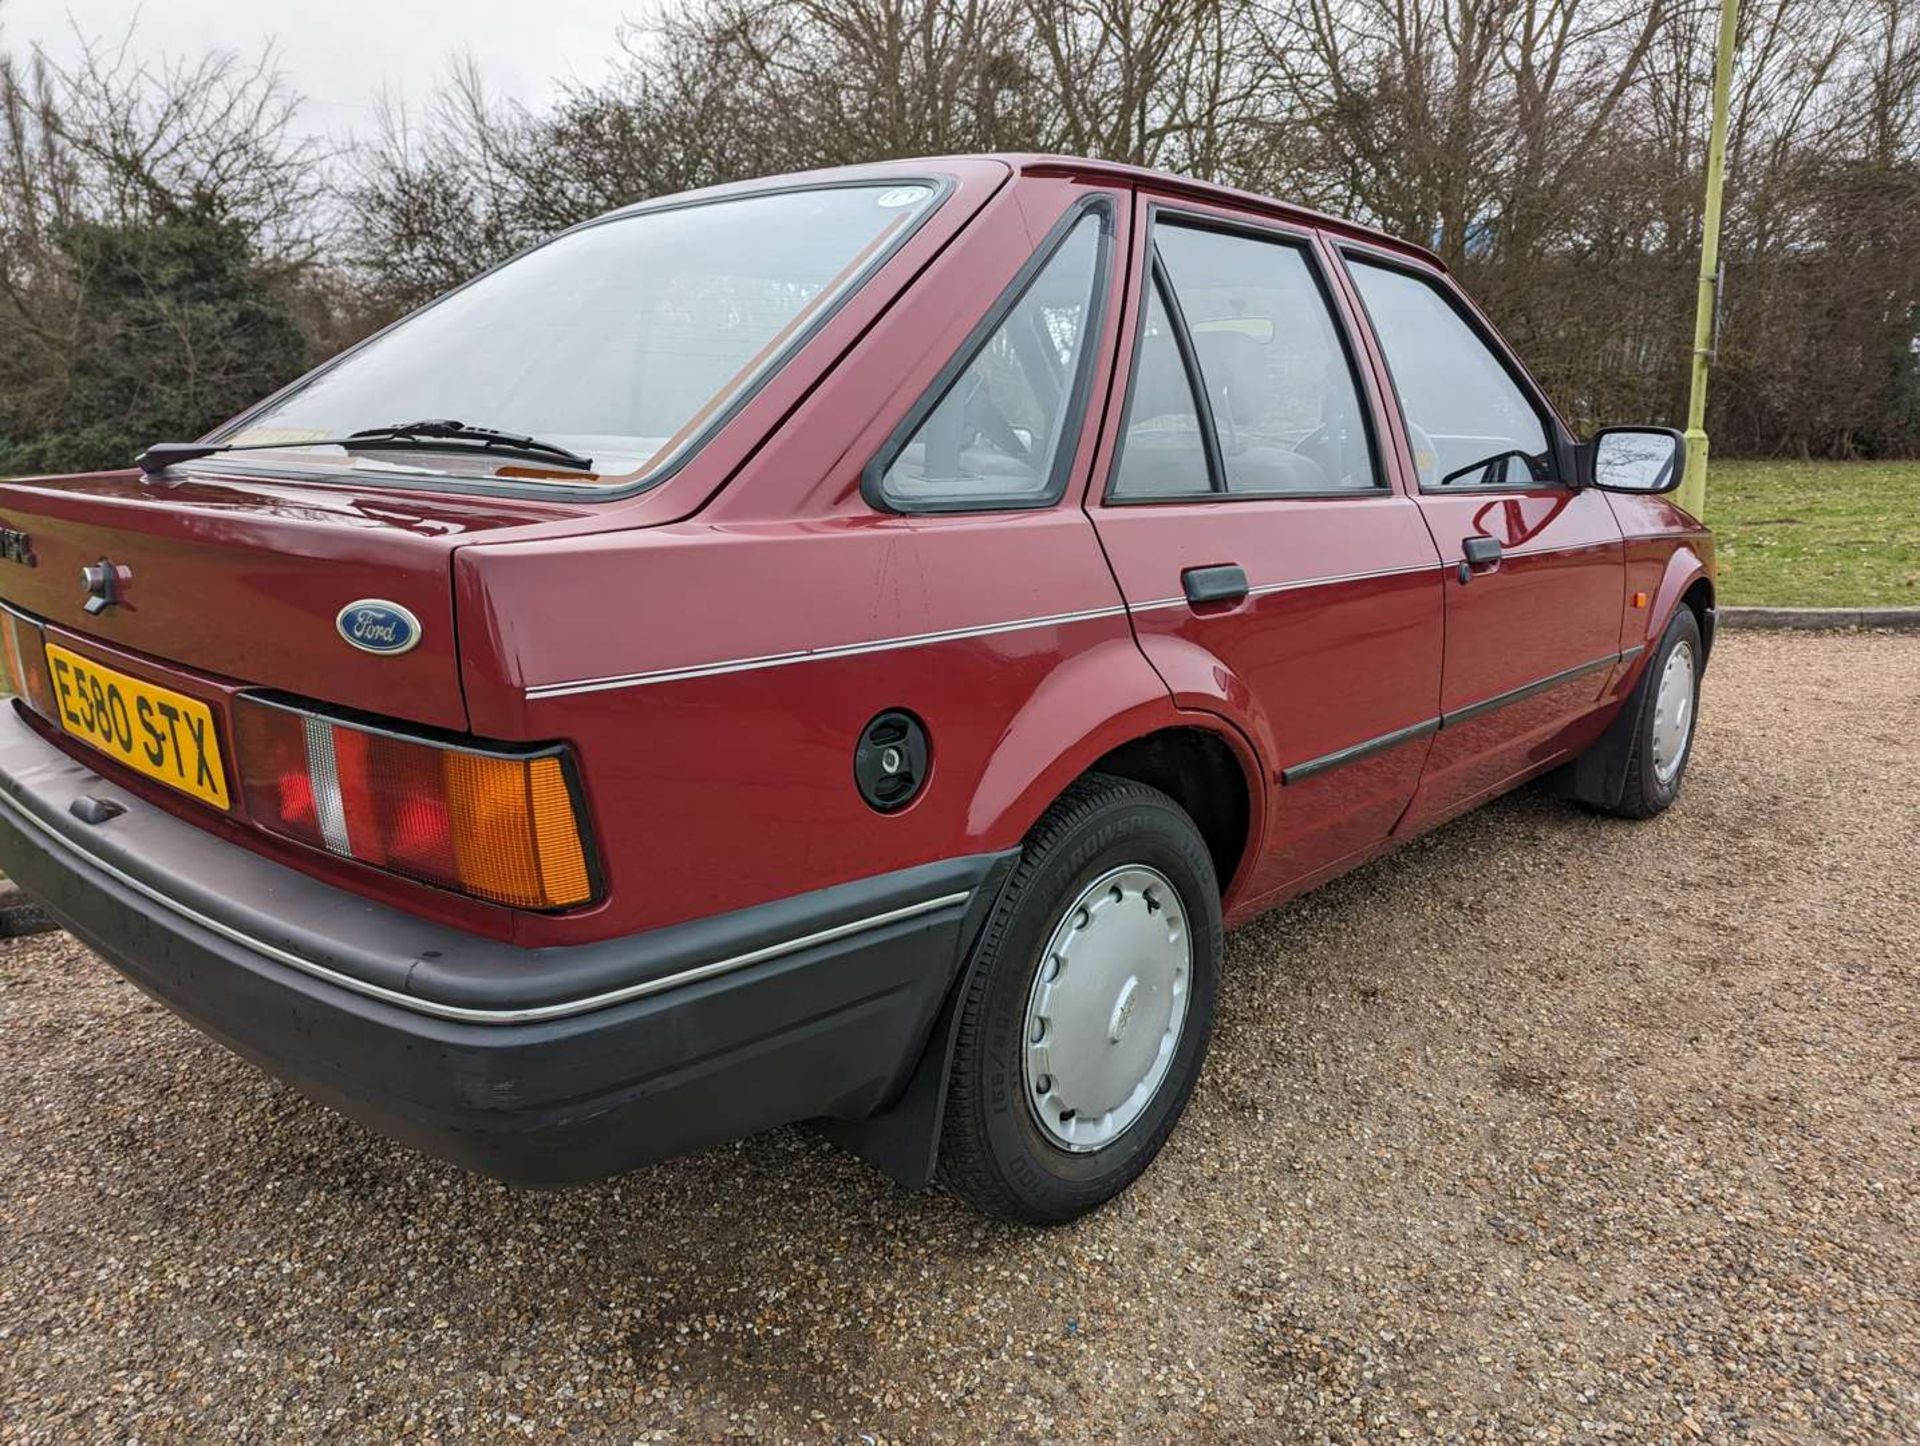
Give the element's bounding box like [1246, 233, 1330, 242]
[193, 174, 960, 505]
[862, 193, 1117, 515]
[1103, 206, 1392, 506]
[1101, 250, 1227, 503]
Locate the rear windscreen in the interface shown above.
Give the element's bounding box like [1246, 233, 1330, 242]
[219, 181, 941, 490]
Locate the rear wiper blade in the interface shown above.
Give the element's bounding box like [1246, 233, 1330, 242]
[138, 418, 594, 475]
[346, 419, 595, 470]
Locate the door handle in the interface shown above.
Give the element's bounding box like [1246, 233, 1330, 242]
[1458, 536, 1501, 583]
[1182, 563, 1249, 606]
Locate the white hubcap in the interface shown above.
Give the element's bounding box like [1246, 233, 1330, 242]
[1023, 865, 1191, 1152]
[1651, 639, 1697, 785]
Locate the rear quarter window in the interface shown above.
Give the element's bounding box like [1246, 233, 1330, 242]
[868, 201, 1113, 513]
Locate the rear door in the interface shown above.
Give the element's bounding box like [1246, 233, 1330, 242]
[1336, 248, 1625, 830]
[1087, 200, 1444, 910]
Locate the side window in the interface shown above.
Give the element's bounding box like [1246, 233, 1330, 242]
[874, 208, 1108, 510]
[1109, 277, 1211, 499]
[1152, 223, 1381, 495]
[1346, 259, 1557, 489]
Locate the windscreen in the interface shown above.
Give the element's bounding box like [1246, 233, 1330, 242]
[222, 181, 940, 487]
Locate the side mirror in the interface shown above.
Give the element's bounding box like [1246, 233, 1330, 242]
[1585, 426, 1685, 494]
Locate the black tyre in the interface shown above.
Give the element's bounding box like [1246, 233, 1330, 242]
[1601, 606, 1703, 819]
[937, 774, 1223, 1224]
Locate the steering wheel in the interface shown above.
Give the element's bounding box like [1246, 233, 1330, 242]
[1292, 422, 1345, 485]
[1294, 368, 1379, 487]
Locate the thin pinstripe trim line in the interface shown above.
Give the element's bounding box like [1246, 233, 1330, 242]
[527, 558, 1456, 698]
[1252, 558, 1443, 595]
[524, 547, 1616, 698]
[525, 603, 1134, 699]
[1129, 557, 1444, 613]
[1499, 539, 1615, 562]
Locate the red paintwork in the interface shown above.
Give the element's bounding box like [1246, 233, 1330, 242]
[0, 155, 1712, 947]
[1088, 200, 1445, 916]
[0, 473, 568, 731]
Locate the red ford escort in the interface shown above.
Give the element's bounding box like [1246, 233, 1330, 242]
[0, 156, 1711, 1222]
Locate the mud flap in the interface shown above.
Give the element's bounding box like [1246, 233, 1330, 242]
[814, 849, 1021, 1188]
[1544, 649, 1657, 810]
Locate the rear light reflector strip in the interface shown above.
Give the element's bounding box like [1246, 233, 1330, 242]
[0, 605, 57, 721]
[234, 695, 598, 911]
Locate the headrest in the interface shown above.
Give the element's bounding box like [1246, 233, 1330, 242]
[1192, 329, 1268, 425]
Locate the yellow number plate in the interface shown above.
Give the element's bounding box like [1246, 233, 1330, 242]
[42, 642, 231, 808]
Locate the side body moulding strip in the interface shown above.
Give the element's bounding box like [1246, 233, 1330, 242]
[1437, 653, 1618, 729]
[1280, 717, 1439, 785]
[1279, 646, 1641, 785]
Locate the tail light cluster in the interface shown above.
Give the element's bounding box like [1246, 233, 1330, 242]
[0, 607, 56, 718]
[232, 697, 598, 911]
[2, 605, 594, 911]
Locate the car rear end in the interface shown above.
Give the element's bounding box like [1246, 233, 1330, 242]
[0, 470, 603, 921]
[0, 159, 1019, 1183]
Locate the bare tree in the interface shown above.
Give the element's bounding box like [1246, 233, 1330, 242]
[0, 13, 324, 469]
[3, 0, 1914, 460]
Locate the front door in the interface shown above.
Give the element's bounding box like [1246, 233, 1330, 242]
[1089, 204, 1445, 913]
[1338, 251, 1626, 831]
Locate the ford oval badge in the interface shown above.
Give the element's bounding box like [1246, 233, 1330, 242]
[336, 600, 422, 656]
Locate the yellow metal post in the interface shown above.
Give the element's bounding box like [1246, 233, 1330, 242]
[1678, 0, 1741, 519]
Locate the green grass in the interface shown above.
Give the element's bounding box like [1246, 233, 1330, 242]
[1706, 459, 1920, 608]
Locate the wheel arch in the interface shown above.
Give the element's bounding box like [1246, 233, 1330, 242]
[1646, 546, 1715, 662]
[1680, 573, 1716, 661]
[831, 658, 1265, 1191]
[1081, 725, 1254, 899]
[1547, 564, 1708, 813]
[962, 636, 1266, 902]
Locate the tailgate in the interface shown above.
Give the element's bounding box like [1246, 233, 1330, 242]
[0, 470, 575, 732]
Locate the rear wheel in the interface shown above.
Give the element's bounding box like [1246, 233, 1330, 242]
[1601, 606, 1703, 819]
[938, 775, 1222, 1224]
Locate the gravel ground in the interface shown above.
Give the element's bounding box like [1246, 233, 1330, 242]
[2, 630, 1916, 1442]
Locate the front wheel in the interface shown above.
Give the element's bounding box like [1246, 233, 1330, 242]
[1602, 605, 1703, 819]
[937, 775, 1223, 1224]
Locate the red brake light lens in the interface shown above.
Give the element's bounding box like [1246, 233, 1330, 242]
[233, 696, 597, 911]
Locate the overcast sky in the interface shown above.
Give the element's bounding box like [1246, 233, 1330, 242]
[2, 1, 637, 140]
